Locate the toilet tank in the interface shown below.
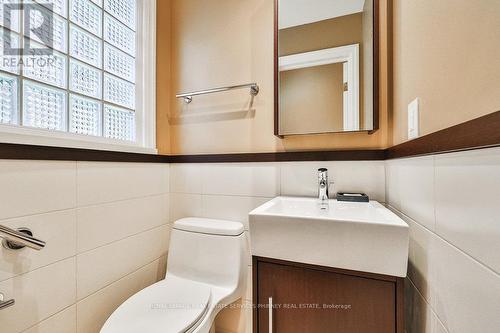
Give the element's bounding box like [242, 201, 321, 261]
[166, 218, 248, 290]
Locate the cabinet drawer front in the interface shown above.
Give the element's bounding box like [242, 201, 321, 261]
[256, 261, 396, 333]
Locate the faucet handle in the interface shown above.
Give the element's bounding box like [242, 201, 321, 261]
[318, 168, 328, 181]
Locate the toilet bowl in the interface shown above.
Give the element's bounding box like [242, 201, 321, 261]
[100, 217, 248, 333]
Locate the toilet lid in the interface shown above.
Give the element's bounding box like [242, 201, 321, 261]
[101, 276, 212, 333]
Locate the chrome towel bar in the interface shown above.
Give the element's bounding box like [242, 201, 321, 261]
[176, 83, 259, 104]
[0, 225, 46, 251]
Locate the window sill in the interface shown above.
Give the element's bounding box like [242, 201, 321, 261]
[0, 124, 157, 155]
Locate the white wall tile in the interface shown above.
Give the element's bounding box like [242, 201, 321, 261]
[392, 156, 435, 230]
[330, 161, 386, 202]
[385, 160, 403, 210]
[0, 210, 77, 281]
[202, 163, 280, 197]
[399, 156, 436, 231]
[22, 306, 76, 333]
[395, 212, 435, 302]
[169, 193, 203, 223]
[76, 225, 170, 299]
[435, 148, 500, 274]
[405, 279, 448, 333]
[77, 162, 169, 206]
[76, 259, 161, 333]
[202, 195, 271, 230]
[0, 160, 171, 332]
[0, 258, 76, 333]
[0, 160, 76, 220]
[280, 161, 335, 197]
[387, 148, 500, 333]
[431, 233, 500, 333]
[281, 161, 385, 202]
[77, 194, 169, 253]
[170, 163, 203, 193]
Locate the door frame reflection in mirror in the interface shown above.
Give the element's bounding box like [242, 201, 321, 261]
[279, 44, 360, 131]
[273, 0, 380, 137]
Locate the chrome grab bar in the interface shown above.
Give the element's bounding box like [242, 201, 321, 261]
[0, 225, 46, 251]
[176, 83, 260, 104]
[0, 294, 15, 310]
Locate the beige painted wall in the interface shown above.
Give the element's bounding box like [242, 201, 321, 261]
[392, 0, 500, 145]
[280, 63, 345, 134]
[156, 0, 172, 154]
[157, 0, 390, 155]
[278, 13, 366, 133]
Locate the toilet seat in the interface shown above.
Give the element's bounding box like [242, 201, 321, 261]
[101, 276, 212, 333]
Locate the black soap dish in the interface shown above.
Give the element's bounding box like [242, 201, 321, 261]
[336, 192, 370, 203]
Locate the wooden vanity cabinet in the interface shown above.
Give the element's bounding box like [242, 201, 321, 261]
[253, 257, 404, 333]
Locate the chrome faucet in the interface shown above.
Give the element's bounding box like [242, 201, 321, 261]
[318, 168, 329, 201]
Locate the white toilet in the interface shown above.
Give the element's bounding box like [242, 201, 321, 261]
[100, 217, 248, 333]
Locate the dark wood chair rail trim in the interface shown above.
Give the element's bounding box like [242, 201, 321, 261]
[0, 142, 169, 162]
[1, 111, 499, 162]
[386, 110, 500, 159]
[168, 150, 386, 163]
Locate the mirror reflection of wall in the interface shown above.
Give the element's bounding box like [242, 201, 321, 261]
[277, 0, 375, 136]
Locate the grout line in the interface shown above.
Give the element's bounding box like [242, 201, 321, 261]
[0, 207, 78, 224]
[432, 155, 437, 231]
[76, 191, 170, 209]
[0, 255, 75, 283]
[75, 161, 80, 312]
[19, 254, 168, 333]
[406, 277, 450, 333]
[76, 254, 167, 302]
[388, 205, 500, 279]
[76, 221, 172, 255]
[170, 191, 278, 199]
[0, 193, 169, 223]
[20, 303, 76, 333]
[0, 223, 172, 283]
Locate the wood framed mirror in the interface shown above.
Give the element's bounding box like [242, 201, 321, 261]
[274, 0, 380, 137]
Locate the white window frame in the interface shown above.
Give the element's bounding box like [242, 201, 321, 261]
[0, 0, 157, 154]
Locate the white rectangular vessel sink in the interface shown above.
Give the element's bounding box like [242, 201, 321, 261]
[249, 197, 409, 277]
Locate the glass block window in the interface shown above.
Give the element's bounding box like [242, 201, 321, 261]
[0, 29, 21, 74]
[70, 0, 102, 37]
[70, 59, 102, 98]
[0, 1, 21, 33]
[23, 80, 67, 131]
[37, 0, 68, 19]
[0, 73, 18, 125]
[0, 0, 138, 142]
[104, 104, 134, 141]
[25, 4, 67, 53]
[70, 94, 101, 135]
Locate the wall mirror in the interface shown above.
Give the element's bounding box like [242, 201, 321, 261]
[275, 0, 379, 136]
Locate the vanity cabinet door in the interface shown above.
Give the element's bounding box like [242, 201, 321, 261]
[255, 260, 398, 333]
